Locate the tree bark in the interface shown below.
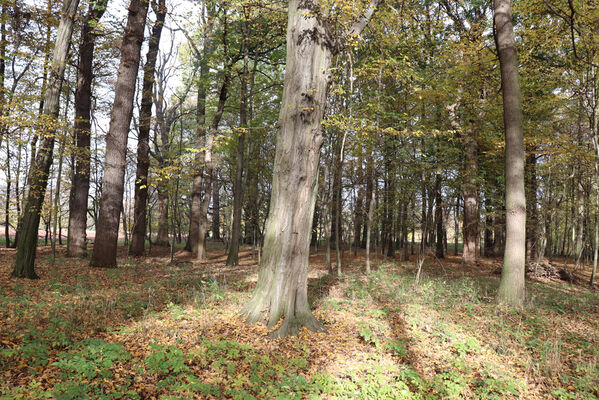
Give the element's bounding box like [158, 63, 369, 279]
[67, 0, 108, 257]
[462, 133, 479, 265]
[91, 0, 149, 267]
[227, 7, 250, 266]
[242, 0, 381, 336]
[186, 6, 214, 254]
[12, 0, 80, 278]
[435, 171, 444, 259]
[495, 0, 527, 306]
[130, 0, 166, 256]
[525, 151, 538, 262]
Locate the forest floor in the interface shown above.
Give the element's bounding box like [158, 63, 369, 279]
[0, 243, 598, 399]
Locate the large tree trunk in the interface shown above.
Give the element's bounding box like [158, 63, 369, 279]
[12, 0, 80, 278]
[495, 0, 527, 306]
[242, 0, 380, 336]
[91, 0, 149, 267]
[67, 0, 108, 257]
[242, 0, 331, 336]
[130, 0, 165, 256]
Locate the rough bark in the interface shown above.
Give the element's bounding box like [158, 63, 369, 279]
[495, 0, 527, 306]
[91, 0, 149, 267]
[67, 0, 108, 257]
[130, 0, 166, 256]
[243, 0, 380, 336]
[12, 0, 80, 278]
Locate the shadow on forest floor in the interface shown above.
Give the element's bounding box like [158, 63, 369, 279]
[0, 244, 597, 399]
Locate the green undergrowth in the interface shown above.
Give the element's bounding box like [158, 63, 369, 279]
[1, 259, 598, 399]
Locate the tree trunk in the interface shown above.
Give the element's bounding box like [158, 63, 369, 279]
[435, 171, 444, 259]
[12, 0, 80, 278]
[463, 132, 479, 265]
[91, 0, 149, 267]
[495, 0, 527, 306]
[67, 0, 108, 257]
[242, 0, 380, 336]
[211, 178, 221, 240]
[525, 151, 538, 262]
[196, 77, 228, 260]
[130, 0, 165, 256]
[227, 8, 250, 266]
[186, 6, 214, 254]
[155, 189, 169, 246]
[365, 155, 376, 274]
[242, 1, 330, 336]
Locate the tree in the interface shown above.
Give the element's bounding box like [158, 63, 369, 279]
[67, 0, 108, 258]
[130, 0, 166, 256]
[495, 0, 527, 306]
[12, 0, 80, 278]
[91, 0, 149, 267]
[242, 0, 381, 337]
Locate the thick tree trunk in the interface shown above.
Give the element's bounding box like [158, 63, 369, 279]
[67, 0, 107, 257]
[495, 0, 527, 306]
[130, 0, 165, 256]
[12, 0, 80, 278]
[91, 0, 149, 267]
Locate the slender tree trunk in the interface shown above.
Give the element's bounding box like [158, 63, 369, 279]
[196, 77, 228, 260]
[67, 0, 108, 257]
[226, 8, 250, 266]
[211, 178, 221, 240]
[187, 6, 214, 254]
[91, 0, 149, 267]
[525, 151, 538, 262]
[4, 136, 10, 247]
[130, 0, 165, 256]
[52, 132, 67, 260]
[155, 189, 169, 245]
[463, 132, 479, 265]
[435, 171, 444, 259]
[365, 155, 376, 274]
[495, 0, 527, 306]
[12, 0, 80, 278]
